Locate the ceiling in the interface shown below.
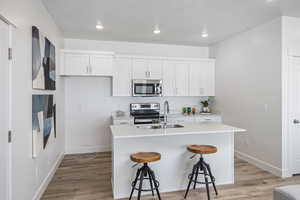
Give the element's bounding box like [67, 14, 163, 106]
[42, 0, 300, 46]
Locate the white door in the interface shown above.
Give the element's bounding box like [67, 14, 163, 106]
[0, 19, 10, 200]
[113, 57, 132, 96]
[175, 61, 189, 96]
[148, 59, 162, 79]
[289, 56, 300, 175]
[64, 53, 90, 75]
[162, 61, 176, 96]
[90, 54, 113, 76]
[132, 58, 148, 79]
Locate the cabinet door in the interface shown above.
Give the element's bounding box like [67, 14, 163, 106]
[90, 54, 113, 76]
[148, 59, 163, 79]
[205, 60, 215, 96]
[175, 62, 189, 96]
[64, 53, 90, 75]
[132, 58, 148, 79]
[113, 57, 132, 96]
[189, 61, 202, 96]
[162, 61, 176, 96]
[189, 60, 215, 96]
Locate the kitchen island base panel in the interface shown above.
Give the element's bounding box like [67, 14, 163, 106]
[112, 132, 234, 199]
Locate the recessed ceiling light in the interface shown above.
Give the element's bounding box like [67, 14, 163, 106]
[153, 27, 161, 34]
[266, 0, 274, 2]
[96, 22, 104, 30]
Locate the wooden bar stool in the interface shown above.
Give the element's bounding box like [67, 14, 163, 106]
[184, 145, 218, 200]
[129, 152, 162, 200]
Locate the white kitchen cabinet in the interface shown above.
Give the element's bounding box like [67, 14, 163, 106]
[113, 56, 132, 96]
[63, 53, 90, 75]
[132, 58, 162, 79]
[175, 62, 189, 96]
[90, 54, 113, 76]
[60, 50, 114, 76]
[162, 61, 176, 96]
[163, 60, 189, 96]
[189, 60, 215, 96]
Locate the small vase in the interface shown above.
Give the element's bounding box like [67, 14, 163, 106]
[203, 107, 210, 113]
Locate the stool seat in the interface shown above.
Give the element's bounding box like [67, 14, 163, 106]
[130, 152, 161, 163]
[187, 145, 217, 154]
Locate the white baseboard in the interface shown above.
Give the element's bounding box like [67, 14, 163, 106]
[66, 145, 111, 154]
[32, 153, 64, 200]
[235, 151, 282, 177]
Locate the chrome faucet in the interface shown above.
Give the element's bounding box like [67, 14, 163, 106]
[163, 100, 170, 128]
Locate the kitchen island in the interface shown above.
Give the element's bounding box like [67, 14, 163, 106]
[110, 122, 246, 199]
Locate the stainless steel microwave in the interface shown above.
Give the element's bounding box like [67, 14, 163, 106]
[132, 79, 162, 97]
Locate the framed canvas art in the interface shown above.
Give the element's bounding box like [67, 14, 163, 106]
[32, 26, 56, 90]
[32, 95, 56, 156]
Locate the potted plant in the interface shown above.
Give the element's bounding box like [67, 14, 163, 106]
[200, 100, 210, 113]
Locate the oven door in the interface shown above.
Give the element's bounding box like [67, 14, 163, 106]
[132, 80, 162, 97]
[134, 116, 161, 124]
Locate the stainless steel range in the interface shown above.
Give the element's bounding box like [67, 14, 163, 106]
[130, 103, 163, 124]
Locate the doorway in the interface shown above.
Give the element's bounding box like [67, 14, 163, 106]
[288, 55, 300, 175]
[0, 18, 11, 200]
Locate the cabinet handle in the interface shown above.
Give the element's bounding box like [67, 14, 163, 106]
[86, 66, 89, 74]
[148, 71, 151, 77]
[145, 71, 148, 78]
[200, 88, 204, 95]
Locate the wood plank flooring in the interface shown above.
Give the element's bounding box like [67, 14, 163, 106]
[42, 152, 300, 200]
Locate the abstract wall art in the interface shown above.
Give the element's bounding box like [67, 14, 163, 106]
[32, 95, 56, 152]
[32, 26, 56, 90]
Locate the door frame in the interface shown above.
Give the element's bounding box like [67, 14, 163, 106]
[282, 47, 300, 178]
[0, 14, 15, 200]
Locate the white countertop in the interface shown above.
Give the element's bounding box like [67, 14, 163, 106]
[110, 122, 246, 139]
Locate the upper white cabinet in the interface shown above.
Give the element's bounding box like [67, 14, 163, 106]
[163, 60, 189, 96]
[132, 58, 163, 79]
[189, 60, 215, 96]
[60, 50, 215, 97]
[63, 53, 90, 75]
[113, 56, 132, 96]
[60, 50, 114, 76]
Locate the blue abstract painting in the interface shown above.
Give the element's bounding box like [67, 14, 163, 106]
[32, 95, 56, 149]
[32, 26, 56, 90]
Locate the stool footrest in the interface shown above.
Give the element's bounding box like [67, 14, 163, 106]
[131, 178, 160, 192]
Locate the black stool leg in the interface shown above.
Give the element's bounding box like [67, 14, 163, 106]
[147, 167, 155, 196]
[129, 168, 141, 200]
[149, 169, 161, 200]
[137, 166, 145, 200]
[184, 165, 196, 199]
[193, 164, 200, 189]
[203, 162, 218, 196]
[202, 163, 210, 200]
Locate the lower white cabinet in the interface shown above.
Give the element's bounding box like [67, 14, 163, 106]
[113, 56, 132, 96]
[60, 50, 114, 76]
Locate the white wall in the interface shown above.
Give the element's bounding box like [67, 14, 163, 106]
[64, 39, 210, 154]
[1, 1, 65, 200]
[210, 18, 283, 176]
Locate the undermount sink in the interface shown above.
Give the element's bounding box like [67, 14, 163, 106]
[136, 124, 184, 129]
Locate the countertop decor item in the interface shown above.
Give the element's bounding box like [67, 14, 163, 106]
[201, 100, 211, 113]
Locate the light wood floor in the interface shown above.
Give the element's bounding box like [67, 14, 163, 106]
[42, 152, 300, 200]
